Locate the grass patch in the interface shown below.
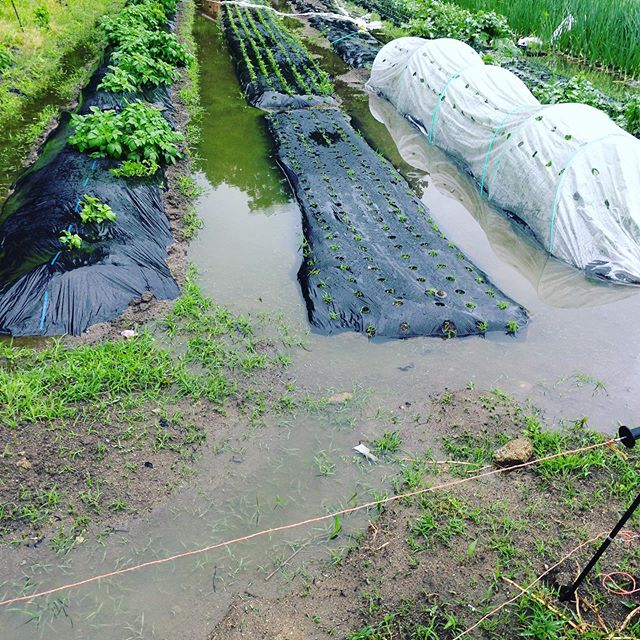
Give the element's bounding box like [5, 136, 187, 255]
[447, 0, 640, 77]
[0, 267, 291, 549]
[0, 0, 128, 199]
[209, 389, 640, 640]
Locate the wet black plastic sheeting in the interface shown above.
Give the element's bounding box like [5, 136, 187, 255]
[222, 5, 336, 110]
[353, 0, 411, 26]
[268, 109, 529, 338]
[290, 0, 381, 68]
[0, 69, 180, 337]
[310, 17, 380, 68]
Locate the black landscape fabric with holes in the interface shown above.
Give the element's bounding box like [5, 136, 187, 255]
[0, 69, 179, 337]
[268, 109, 529, 338]
[290, 0, 381, 69]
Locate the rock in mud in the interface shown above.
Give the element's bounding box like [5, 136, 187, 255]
[492, 437, 534, 466]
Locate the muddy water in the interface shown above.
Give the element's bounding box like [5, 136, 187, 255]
[191, 15, 640, 429]
[1, 406, 394, 639]
[1, 9, 640, 640]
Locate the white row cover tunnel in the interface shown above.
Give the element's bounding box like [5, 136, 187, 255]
[366, 37, 640, 285]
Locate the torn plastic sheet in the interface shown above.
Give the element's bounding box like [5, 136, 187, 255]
[268, 108, 529, 338]
[0, 69, 180, 337]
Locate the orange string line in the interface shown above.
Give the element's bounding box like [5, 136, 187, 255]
[0, 439, 618, 608]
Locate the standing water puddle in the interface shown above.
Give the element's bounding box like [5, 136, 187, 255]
[1, 9, 639, 639]
[191, 14, 640, 428]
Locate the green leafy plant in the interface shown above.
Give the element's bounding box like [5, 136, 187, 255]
[110, 158, 160, 178]
[79, 195, 116, 224]
[0, 44, 14, 72]
[506, 320, 520, 334]
[100, 52, 179, 92]
[33, 5, 50, 30]
[622, 97, 640, 136]
[102, 4, 168, 42]
[69, 101, 184, 166]
[408, 0, 514, 48]
[59, 230, 82, 249]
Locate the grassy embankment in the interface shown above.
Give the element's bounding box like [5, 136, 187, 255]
[447, 0, 640, 78]
[345, 395, 640, 639]
[210, 390, 640, 640]
[0, 0, 127, 199]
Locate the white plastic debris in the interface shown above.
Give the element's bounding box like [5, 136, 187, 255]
[517, 36, 544, 49]
[353, 443, 379, 463]
[120, 329, 138, 339]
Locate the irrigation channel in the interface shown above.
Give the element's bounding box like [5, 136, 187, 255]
[1, 4, 640, 639]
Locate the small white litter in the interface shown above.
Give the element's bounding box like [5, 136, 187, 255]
[353, 443, 379, 463]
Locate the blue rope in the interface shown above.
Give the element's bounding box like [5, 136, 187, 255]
[428, 67, 474, 145]
[547, 134, 626, 253]
[329, 31, 362, 46]
[38, 291, 49, 331]
[479, 105, 532, 196]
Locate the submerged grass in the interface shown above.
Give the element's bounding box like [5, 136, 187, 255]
[445, 0, 640, 76]
[0, 267, 291, 548]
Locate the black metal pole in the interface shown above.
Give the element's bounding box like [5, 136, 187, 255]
[10, 0, 24, 32]
[559, 489, 640, 601]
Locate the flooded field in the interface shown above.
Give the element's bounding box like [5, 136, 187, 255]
[191, 14, 640, 429]
[1, 8, 639, 640]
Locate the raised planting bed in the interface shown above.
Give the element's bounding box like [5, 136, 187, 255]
[268, 108, 528, 338]
[221, 2, 336, 109]
[290, 0, 381, 68]
[355, 0, 412, 25]
[0, 0, 190, 336]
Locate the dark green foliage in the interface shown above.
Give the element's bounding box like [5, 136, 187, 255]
[100, 51, 179, 92]
[69, 101, 184, 166]
[408, 0, 514, 47]
[0, 44, 13, 72]
[533, 77, 640, 136]
[100, 1, 193, 92]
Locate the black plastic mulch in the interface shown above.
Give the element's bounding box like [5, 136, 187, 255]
[290, 0, 381, 68]
[222, 4, 336, 110]
[268, 109, 528, 338]
[0, 71, 180, 337]
[354, 0, 411, 26]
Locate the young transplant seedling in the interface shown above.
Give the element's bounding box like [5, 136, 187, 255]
[59, 230, 82, 249]
[79, 195, 117, 224]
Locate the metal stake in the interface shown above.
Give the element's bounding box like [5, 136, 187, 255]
[10, 0, 24, 31]
[559, 425, 640, 602]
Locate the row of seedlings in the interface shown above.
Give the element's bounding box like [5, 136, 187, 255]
[221, 1, 334, 107]
[219, 0, 528, 338]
